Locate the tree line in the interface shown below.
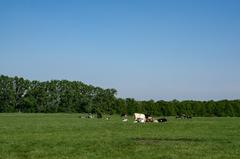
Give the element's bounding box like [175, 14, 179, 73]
[0, 75, 240, 116]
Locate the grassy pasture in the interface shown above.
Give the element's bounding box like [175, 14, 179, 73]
[0, 114, 240, 159]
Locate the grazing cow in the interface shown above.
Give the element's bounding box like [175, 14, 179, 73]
[176, 114, 192, 119]
[176, 115, 181, 119]
[157, 118, 167, 123]
[87, 114, 94, 118]
[121, 113, 128, 118]
[182, 114, 187, 119]
[133, 113, 146, 123]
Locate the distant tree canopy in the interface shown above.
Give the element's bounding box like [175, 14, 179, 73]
[0, 75, 240, 116]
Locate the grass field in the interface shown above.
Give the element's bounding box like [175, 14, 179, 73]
[0, 114, 240, 159]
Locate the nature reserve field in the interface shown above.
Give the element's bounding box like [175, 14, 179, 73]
[0, 114, 240, 159]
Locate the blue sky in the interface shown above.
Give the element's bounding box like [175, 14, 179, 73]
[0, 0, 240, 100]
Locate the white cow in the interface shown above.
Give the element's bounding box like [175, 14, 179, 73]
[133, 113, 146, 123]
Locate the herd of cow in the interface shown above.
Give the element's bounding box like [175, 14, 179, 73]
[80, 113, 192, 123]
[176, 113, 192, 119]
[122, 113, 168, 123]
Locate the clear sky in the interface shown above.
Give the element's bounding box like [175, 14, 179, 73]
[0, 0, 240, 101]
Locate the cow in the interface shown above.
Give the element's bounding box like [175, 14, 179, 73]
[86, 114, 94, 118]
[176, 115, 182, 119]
[133, 113, 146, 123]
[176, 113, 192, 119]
[121, 113, 128, 118]
[157, 118, 167, 123]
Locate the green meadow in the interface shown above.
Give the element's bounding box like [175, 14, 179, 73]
[0, 114, 240, 159]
